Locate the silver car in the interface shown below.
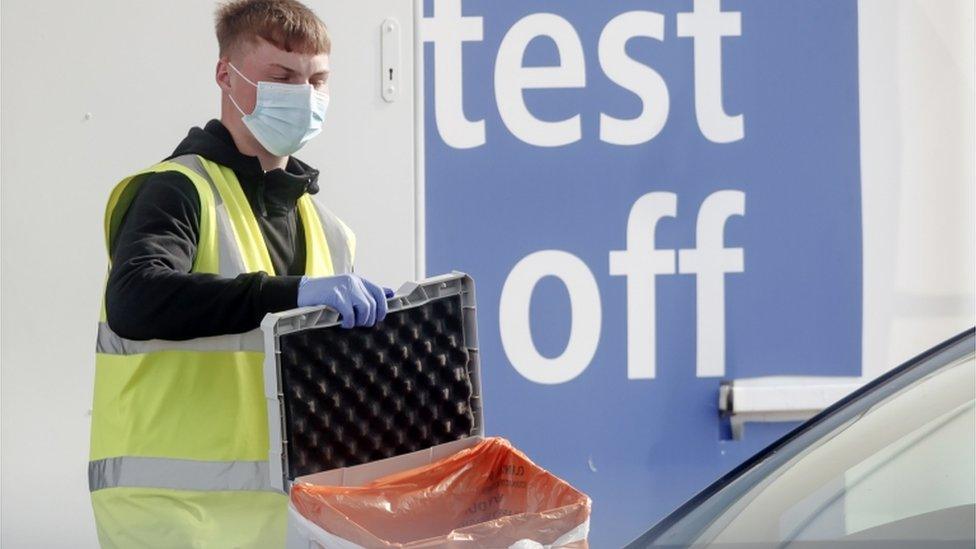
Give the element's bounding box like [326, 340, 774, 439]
[627, 328, 976, 548]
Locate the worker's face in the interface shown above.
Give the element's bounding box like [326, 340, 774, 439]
[217, 37, 331, 116]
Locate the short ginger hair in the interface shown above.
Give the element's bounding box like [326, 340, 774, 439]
[215, 0, 331, 57]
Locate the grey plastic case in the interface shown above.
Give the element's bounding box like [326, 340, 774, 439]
[261, 271, 483, 492]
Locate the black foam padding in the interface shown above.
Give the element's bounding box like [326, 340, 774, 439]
[279, 294, 476, 478]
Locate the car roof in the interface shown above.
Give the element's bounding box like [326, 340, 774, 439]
[625, 326, 976, 548]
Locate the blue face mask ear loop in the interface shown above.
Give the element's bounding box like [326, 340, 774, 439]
[226, 62, 257, 117]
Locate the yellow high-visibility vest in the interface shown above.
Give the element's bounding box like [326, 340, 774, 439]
[89, 154, 355, 548]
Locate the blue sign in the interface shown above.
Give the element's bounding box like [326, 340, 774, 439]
[423, 0, 861, 545]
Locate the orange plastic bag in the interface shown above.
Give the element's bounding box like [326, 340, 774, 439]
[290, 437, 591, 548]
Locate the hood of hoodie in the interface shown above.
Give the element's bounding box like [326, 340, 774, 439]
[165, 119, 320, 217]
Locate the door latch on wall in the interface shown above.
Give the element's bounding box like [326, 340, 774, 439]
[381, 18, 400, 103]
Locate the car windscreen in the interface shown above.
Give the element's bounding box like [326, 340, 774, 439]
[631, 331, 975, 548]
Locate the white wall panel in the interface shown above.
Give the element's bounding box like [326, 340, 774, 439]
[859, 0, 975, 378]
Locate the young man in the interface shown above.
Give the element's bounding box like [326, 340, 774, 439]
[88, 1, 387, 546]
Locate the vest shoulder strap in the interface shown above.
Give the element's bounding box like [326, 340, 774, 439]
[304, 196, 356, 275]
[104, 158, 219, 274]
[99, 158, 219, 323]
[103, 154, 356, 299]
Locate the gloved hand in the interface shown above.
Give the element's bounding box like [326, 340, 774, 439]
[297, 274, 389, 329]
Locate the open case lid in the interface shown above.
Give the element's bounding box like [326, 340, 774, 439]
[261, 271, 483, 492]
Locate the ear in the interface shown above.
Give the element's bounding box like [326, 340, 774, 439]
[215, 58, 232, 93]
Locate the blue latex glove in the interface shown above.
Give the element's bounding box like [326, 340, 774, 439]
[297, 274, 389, 329]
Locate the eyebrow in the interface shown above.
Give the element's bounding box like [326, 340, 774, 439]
[269, 63, 297, 74]
[269, 63, 329, 78]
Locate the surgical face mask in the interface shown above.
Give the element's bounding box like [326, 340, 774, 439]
[227, 62, 330, 157]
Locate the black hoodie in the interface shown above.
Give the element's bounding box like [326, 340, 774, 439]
[105, 119, 325, 341]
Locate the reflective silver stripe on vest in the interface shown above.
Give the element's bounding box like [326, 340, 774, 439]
[169, 154, 353, 276]
[167, 154, 247, 278]
[310, 199, 354, 274]
[89, 456, 274, 492]
[96, 322, 263, 355]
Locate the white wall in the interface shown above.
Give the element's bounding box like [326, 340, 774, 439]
[859, 0, 975, 378]
[0, 1, 416, 546]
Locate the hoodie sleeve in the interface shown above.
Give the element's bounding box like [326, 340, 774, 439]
[104, 171, 302, 341]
